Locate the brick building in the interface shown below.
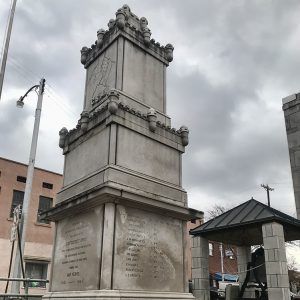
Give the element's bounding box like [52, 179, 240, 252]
[187, 220, 238, 286]
[0, 157, 62, 294]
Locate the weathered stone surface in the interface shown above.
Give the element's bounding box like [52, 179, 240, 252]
[63, 127, 109, 186]
[113, 205, 184, 292]
[117, 126, 180, 185]
[85, 41, 117, 110]
[51, 207, 103, 291]
[122, 40, 165, 112]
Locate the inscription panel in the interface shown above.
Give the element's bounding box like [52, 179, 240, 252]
[51, 207, 103, 291]
[113, 205, 184, 292]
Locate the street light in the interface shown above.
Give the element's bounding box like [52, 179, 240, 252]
[11, 78, 46, 293]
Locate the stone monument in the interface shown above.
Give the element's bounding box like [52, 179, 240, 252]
[43, 5, 202, 300]
[282, 93, 300, 219]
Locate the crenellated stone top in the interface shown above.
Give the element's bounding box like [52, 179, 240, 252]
[80, 4, 174, 68]
[59, 89, 189, 153]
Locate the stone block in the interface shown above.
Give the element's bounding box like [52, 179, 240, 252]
[267, 274, 278, 287]
[265, 261, 288, 275]
[192, 257, 202, 268]
[265, 249, 275, 261]
[278, 249, 287, 262]
[198, 279, 209, 289]
[281, 261, 288, 274]
[193, 279, 199, 289]
[277, 274, 290, 288]
[225, 284, 239, 300]
[262, 223, 273, 237]
[268, 287, 290, 300]
[263, 236, 280, 249]
[271, 222, 284, 237]
[191, 246, 208, 258]
[193, 289, 209, 300]
[192, 267, 208, 279]
[192, 236, 200, 248]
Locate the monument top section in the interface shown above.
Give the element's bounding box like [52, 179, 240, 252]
[80, 4, 174, 69]
[282, 92, 300, 107]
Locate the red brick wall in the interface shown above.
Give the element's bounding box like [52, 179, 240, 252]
[0, 157, 62, 244]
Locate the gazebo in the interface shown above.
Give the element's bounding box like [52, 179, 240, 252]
[190, 198, 300, 300]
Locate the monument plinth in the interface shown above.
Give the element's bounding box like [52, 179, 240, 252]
[43, 5, 203, 300]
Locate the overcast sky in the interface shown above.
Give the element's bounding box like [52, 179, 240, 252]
[0, 0, 300, 226]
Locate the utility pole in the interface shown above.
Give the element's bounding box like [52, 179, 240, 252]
[0, 0, 17, 101]
[261, 184, 274, 207]
[11, 78, 45, 293]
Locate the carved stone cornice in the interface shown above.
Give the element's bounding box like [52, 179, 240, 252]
[58, 90, 189, 152]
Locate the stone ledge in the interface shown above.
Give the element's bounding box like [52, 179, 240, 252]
[57, 164, 187, 206]
[43, 290, 195, 300]
[41, 182, 203, 222]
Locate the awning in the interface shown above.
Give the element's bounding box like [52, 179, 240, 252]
[214, 272, 239, 282]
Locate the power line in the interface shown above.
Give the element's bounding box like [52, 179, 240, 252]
[7, 56, 78, 119]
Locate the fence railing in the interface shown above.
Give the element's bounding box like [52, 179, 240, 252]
[0, 277, 49, 299]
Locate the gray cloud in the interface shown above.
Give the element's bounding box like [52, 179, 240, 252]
[0, 0, 299, 218]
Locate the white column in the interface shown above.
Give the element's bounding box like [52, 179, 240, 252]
[262, 222, 290, 300]
[191, 236, 210, 300]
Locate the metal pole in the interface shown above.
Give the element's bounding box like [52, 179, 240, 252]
[11, 78, 45, 293]
[0, 0, 17, 101]
[220, 243, 224, 281]
[267, 189, 270, 207]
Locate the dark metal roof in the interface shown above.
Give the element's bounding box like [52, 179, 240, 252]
[190, 198, 300, 246]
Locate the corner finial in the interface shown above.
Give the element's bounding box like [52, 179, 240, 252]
[80, 47, 89, 65]
[147, 108, 157, 132]
[108, 89, 120, 114]
[80, 111, 89, 132]
[165, 44, 174, 62]
[108, 19, 115, 30]
[179, 125, 189, 146]
[59, 127, 68, 148]
[96, 29, 106, 48]
[116, 8, 126, 29]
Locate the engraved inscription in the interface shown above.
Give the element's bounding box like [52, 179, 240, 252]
[85, 42, 117, 109]
[59, 222, 91, 286]
[87, 54, 115, 101]
[51, 207, 103, 292]
[114, 205, 184, 292]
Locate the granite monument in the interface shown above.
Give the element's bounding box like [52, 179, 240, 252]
[43, 5, 203, 300]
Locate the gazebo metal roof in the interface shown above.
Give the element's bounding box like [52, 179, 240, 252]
[190, 198, 300, 246]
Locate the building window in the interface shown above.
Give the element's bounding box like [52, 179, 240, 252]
[25, 261, 48, 288]
[17, 176, 26, 183]
[42, 182, 53, 189]
[37, 196, 53, 224]
[10, 190, 24, 218]
[209, 242, 213, 256]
